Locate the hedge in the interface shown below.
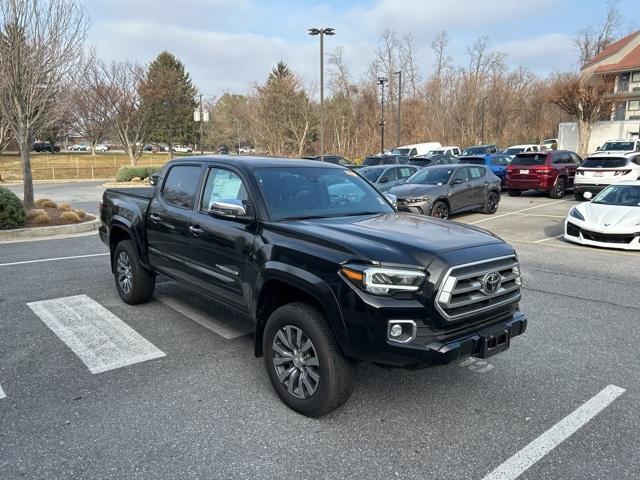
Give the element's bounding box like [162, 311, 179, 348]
[115, 165, 163, 183]
[0, 186, 27, 230]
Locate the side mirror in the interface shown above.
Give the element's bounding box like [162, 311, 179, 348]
[208, 199, 247, 217]
[583, 191, 593, 200]
[595, 146, 601, 151]
[379, 176, 389, 183]
[149, 173, 159, 186]
[452, 178, 464, 185]
[384, 193, 397, 208]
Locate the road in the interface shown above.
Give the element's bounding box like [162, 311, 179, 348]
[0, 191, 638, 479]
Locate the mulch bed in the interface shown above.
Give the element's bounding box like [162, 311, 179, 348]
[23, 207, 95, 228]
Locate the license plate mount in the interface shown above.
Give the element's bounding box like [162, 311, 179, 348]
[478, 328, 510, 358]
[520, 169, 529, 174]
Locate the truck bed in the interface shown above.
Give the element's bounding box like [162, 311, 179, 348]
[106, 187, 154, 200]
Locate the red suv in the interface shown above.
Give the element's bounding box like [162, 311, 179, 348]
[506, 150, 582, 198]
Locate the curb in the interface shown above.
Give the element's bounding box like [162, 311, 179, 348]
[0, 218, 100, 242]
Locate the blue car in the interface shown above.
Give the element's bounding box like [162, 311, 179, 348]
[457, 154, 511, 185]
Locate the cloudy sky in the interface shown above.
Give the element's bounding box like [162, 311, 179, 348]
[87, 0, 638, 96]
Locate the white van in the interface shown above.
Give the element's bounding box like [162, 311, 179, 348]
[427, 145, 461, 156]
[392, 142, 442, 157]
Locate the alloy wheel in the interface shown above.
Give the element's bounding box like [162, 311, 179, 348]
[432, 203, 449, 219]
[272, 325, 320, 399]
[487, 192, 499, 213]
[116, 251, 133, 294]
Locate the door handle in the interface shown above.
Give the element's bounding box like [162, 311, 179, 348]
[149, 213, 160, 222]
[189, 225, 203, 236]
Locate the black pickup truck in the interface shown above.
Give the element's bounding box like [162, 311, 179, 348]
[100, 156, 527, 417]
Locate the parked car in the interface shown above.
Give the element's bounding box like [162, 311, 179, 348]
[95, 144, 109, 152]
[461, 144, 499, 156]
[427, 146, 461, 156]
[32, 142, 61, 153]
[238, 146, 256, 154]
[69, 144, 88, 152]
[458, 154, 512, 185]
[389, 164, 501, 219]
[303, 155, 352, 166]
[564, 181, 640, 251]
[391, 142, 441, 157]
[172, 145, 193, 153]
[101, 157, 526, 417]
[503, 144, 539, 157]
[358, 165, 418, 192]
[595, 139, 640, 153]
[539, 138, 558, 151]
[505, 150, 581, 198]
[408, 154, 458, 168]
[362, 154, 409, 166]
[574, 151, 640, 200]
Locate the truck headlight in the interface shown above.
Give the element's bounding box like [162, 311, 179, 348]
[341, 265, 426, 295]
[569, 207, 585, 221]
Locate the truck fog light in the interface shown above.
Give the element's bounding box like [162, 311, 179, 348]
[390, 324, 403, 338]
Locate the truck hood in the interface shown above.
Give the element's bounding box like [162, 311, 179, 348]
[269, 212, 506, 266]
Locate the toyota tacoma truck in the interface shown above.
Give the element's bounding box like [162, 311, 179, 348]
[100, 157, 527, 417]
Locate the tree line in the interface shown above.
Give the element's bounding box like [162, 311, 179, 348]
[0, 0, 623, 208]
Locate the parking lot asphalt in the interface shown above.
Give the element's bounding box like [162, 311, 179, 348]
[1, 189, 638, 479]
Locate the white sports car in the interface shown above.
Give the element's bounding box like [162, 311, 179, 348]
[564, 180, 640, 251]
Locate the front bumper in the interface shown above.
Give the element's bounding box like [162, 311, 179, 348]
[396, 200, 432, 215]
[564, 220, 640, 251]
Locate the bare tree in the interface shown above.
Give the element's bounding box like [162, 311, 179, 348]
[574, 0, 622, 66]
[86, 61, 149, 165]
[0, 0, 88, 207]
[0, 116, 11, 151]
[399, 34, 421, 96]
[548, 72, 613, 157]
[432, 30, 451, 79]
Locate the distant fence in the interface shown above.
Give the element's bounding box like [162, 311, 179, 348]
[0, 157, 167, 182]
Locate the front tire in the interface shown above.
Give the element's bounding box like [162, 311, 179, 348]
[113, 240, 155, 305]
[430, 201, 449, 219]
[263, 302, 356, 417]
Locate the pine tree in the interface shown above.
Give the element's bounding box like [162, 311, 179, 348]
[139, 52, 197, 157]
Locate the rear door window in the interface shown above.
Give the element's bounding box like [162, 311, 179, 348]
[398, 167, 415, 179]
[161, 165, 201, 209]
[469, 166, 485, 179]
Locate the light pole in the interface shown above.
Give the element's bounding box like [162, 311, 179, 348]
[480, 95, 487, 145]
[308, 27, 335, 162]
[378, 77, 388, 154]
[394, 70, 402, 148]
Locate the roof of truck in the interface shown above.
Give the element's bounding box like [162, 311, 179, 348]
[170, 155, 345, 170]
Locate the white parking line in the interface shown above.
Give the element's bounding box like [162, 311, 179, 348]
[0, 253, 109, 267]
[481, 385, 625, 480]
[533, 234, 565, 243]
[0, 384, 6, 399]
[470, 200, 568, 225]
[156, 294, 250, 339]
[27, 295, 166, 374]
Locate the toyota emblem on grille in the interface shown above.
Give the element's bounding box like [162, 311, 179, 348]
[481, 272, 501, 295]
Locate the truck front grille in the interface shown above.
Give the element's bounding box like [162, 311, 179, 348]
[435, 255, 521, 321]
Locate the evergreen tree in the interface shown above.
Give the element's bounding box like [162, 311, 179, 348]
[139, 52, 197, 157]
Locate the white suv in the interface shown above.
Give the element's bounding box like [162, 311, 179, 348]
[574, 151, 640, 200]
[595, 139, 640, 154]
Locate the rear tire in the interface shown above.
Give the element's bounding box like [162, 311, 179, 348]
[263, 302, 356, 418]
[113, 240, 155, 305]
[550, 178, 566, 198]
[508, 189, 521, 197]
[482, 191, 500, 214]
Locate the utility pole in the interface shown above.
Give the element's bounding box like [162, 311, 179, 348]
[394, 70, 402, 148]
[308, 28, 335, 161]
[199, 94, 204, 155]
[480, 96, 487, 145]
[378, 77, 388, 154]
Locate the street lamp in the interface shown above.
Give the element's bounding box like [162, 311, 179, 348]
[308, 27, 335, 162]
[378, 76, 388, 154]
[394, 70, 402, 148]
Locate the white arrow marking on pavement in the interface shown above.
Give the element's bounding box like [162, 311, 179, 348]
[27, 295, 165, 374]
[482, 384, 625, 480]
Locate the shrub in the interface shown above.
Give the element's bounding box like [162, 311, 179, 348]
[58, 202, 72, 211]
[60, 211, 81, 222]
[38, 200, 57, 208]
[115, 165, 162, 183]
[35, 198, 52, 207]
[130, 176, 142, 182]
[0, 187, 27, 229]
[32, 213, 51, 225]
[75, 209, 87, 219]
[27, 208, 46, 220]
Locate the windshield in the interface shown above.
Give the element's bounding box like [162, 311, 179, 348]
[582, 157, 628, 168]
[462, 146, 490, 155]
[593, 185, 640, 206]
[601, 141, 634, 151]
[505, 147, 525, 155]
[458, 157, 485, 165]
[511, 154, 546, 166]
[254, 167, 393, 221]
[406, 168, 453, 185]
[392, 148, 411, 155]
[359, 167, 384, 182]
